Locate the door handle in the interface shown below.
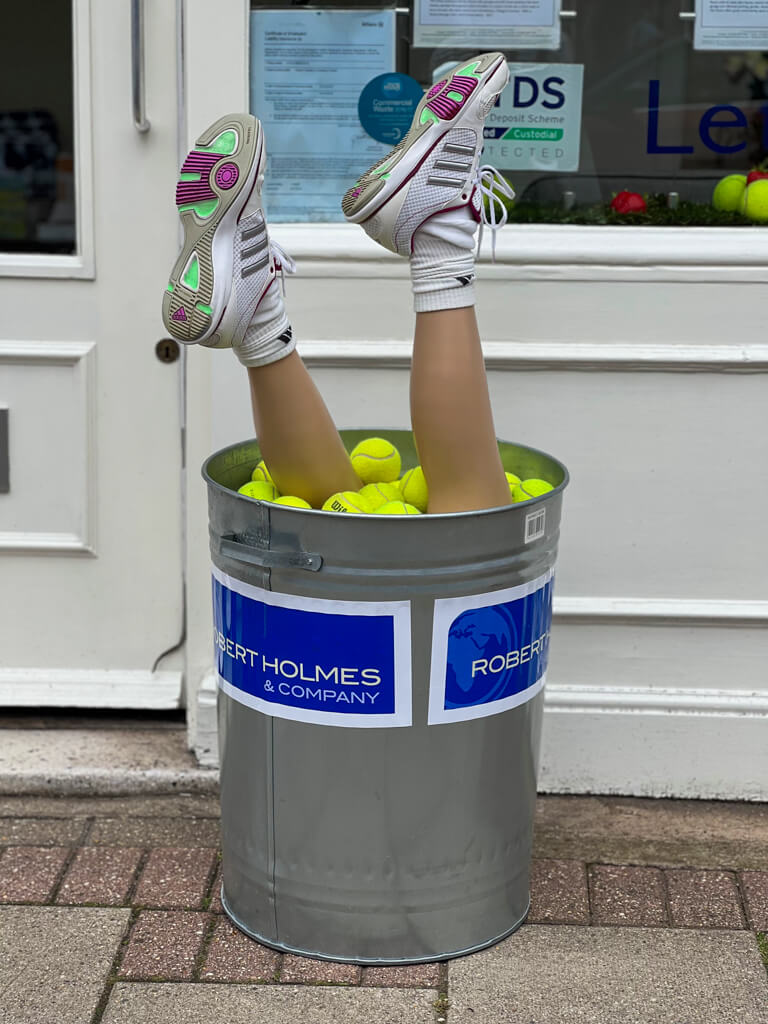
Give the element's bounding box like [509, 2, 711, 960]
[131, 0, 150, 132]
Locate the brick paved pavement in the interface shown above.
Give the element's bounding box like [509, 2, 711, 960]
[0, 794, 765, 1021]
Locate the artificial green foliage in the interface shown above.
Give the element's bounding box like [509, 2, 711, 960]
[495, 193, 758, 227]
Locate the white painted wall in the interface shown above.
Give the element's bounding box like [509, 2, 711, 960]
[183, 2, 768, 797]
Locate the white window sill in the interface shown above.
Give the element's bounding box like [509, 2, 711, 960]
[274, 222, 768, 280]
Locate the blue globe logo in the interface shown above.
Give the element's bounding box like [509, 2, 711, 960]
[443, 585, 553, 711]
[445, 605, 520, 709]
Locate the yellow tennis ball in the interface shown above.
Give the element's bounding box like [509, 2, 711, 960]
[374, 500, 422, 515]
[741, 179, 768, 222]
[273, 495, 312, 509]
[712, 174, 747, 212]
[512, 478, 554, 502]
[322, 491, 375, 514]
[399, 466, 429, 512]
[238, 480, 279, 501]
[251, 459, 274, 485]
[358, 482, 402, 510]
[349, 437, 401, 484]
[505, 472, 522, 489]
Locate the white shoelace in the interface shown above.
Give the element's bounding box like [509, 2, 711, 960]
[270, 239, 296, 295]
[474, 165, 516, 261]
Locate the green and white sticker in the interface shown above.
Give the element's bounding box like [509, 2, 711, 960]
[482, 63, 584, 172]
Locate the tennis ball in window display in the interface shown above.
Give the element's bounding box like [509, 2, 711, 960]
[740, 179, 768, 223]
[711, 174, 747, 212]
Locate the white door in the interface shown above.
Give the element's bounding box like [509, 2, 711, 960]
[0, 0, 184, 708]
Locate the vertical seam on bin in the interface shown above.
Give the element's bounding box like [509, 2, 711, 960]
[263, 546, 279, 943]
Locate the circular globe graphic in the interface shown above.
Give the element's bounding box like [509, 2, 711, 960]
[445, 605, 521, 709]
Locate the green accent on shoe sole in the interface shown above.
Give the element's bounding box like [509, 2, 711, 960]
[181, 252, 200, 291]
[198, 129, 237, 155]
[196, 303, 212, 315]
[179, 172, 200, 181]
[178, 199, 219, 218]
[166, 283, 174, 293]
[447, 90, 464, 102]
[420, 108, 440, 126]
[457, 60, 482, 78]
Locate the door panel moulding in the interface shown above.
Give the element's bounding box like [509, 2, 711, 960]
[0, 341, 96, 553]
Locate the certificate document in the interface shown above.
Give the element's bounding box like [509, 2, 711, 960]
[694, 0, 768, 49]
[250, 9, 396, 221]
[414, 0, 561, 50]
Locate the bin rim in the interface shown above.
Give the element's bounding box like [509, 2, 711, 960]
[202, 433, 569, 521]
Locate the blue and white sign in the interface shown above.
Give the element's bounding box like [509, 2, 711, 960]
[358, 73, 424, 145]
[428, 570, 554, 725]
[482, 63, 583, 172]
[213, 566, 411, 728]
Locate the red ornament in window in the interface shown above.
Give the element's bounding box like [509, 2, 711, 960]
[610, 191, 647, 214]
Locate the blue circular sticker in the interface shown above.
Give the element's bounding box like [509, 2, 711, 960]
[358, 73, 424, 146]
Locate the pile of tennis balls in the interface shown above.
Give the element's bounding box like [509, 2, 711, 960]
[236, 437, 554, 514]
[712, 169, 768, 222]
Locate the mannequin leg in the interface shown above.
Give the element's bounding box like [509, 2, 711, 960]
[410, 307, 509, 514]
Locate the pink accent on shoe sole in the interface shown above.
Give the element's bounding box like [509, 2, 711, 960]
[426, 79, 447, 99]
[426, 74, 479, 121]
[215, 162, 239, 189]
[171, 306, 187, 322]
[175, 151, 223, 207]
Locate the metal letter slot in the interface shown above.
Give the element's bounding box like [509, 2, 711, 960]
[0, 408, 8, 493]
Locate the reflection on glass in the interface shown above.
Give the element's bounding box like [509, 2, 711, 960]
[0, 0, 75, 253]
[410, 0, 768, 226]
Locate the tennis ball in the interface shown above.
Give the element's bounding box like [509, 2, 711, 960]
[399, 466, 429, 512]
[238, 480, 279, 501]
[322, 491, 374, 514]
[512, 478, 554, 502]
[349, 437, 401, 484]
[273, 495, 312, 509]
[374, 500, 421, 515]
[740, 179, 768, 222]
[358, 481, 402, 510]
[712, 174, 747, 212]
[251, 459, 274, 484]
[505, 472, 522, 491]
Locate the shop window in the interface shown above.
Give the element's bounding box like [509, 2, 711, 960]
[0, 0, 76, 254]
[250, 0, 768, 226]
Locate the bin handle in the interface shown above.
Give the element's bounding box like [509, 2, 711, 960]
[219, 535, 323, 572]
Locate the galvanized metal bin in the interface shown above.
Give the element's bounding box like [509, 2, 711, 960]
[204, 429, 568, 965]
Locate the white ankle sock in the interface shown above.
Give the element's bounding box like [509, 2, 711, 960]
[232, 279, 296, 368]
[409, 205, 478, 313]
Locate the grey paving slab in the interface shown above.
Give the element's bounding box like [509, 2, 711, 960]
[0, 906, 130, 1024]
[534, 795, 768, 869]
[0, 794, 221, 817]
[449, 926, 768, 1024]
[103, 983, 438, 1023]
[0, 816, 88, 845]
[0, 729, 218, 795]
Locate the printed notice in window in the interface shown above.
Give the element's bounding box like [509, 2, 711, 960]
[414, 0, 561, 50]
[694, 0, 768, 50]
[250, 9, 395, 222]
